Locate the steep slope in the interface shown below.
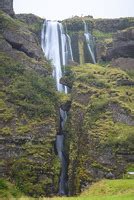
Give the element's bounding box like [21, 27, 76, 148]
[0, 1, 134, 197]
[63, 64, 134, 195]
[0, 10, 60, 196]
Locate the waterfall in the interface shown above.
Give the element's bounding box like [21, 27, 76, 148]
[41, 20, 73, 195]
[83, 21, 96, 64]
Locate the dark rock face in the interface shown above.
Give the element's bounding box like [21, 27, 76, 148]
[106, 28, 134, 61]
[94, 18, 134, 33]
[0, 0, 14, 16]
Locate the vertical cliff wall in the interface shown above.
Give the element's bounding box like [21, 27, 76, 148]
[0, 9, 60, 197]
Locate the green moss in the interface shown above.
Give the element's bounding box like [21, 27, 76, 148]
[0, 99, 14, 122]
[58, 92, 71, 105]
[0, 179, 22, 199]
[0, 10, 27, 31]
[0, 36, 60, 196]
[0, 10, 18, 29]
[4, 69, 58, 118]
[16, 125, 31, 134]
[93, 29, 113, 41]
[0, 53, 24, 78]
[66, 63, 134, 194]
[11, 156, 60, 197]
[1, 126, 12, 135]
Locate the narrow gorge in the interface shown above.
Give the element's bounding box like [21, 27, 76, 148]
[0, 0, 134, 198]
[41, 20, 74, 195]
[41, 19, 97, 195]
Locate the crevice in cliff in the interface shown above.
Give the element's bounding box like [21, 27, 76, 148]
[5, 39, 37, 59]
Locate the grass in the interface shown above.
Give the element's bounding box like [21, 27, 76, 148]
[18, 195, 134, 200]
[1, 179, 133, 200]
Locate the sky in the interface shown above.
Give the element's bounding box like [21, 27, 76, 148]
[14, 0, 134, 20]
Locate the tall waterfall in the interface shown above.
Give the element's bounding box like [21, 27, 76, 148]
[41, 20, 73, 195]
[84, 21, 96, 64]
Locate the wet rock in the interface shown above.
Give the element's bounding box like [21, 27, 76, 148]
[61, 100, 71, 112]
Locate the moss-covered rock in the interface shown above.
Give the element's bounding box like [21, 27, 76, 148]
[16, 14, 44, 43]
[0, 10, 50, 76]
[0, 10, 61, 197]
[64, 64, 134, 195]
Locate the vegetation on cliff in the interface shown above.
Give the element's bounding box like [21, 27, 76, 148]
[63, 64, 134, 195]
[0, 11, 61, 197]
[0, 5, 134, 198]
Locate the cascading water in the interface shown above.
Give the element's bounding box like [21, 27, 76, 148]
[83, 21, 96, 64]
[41, 20, 73, 195]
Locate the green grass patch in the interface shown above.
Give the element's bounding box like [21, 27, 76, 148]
[9, 179, 134, 200]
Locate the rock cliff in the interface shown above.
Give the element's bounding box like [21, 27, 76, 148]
[0, 1, 134, 197]
[62, 16, 134, 65]
[0, 10, 60, 196]
[63, 64, 134, 195]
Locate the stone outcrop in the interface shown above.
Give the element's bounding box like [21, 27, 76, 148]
[0, 0, 14, 16]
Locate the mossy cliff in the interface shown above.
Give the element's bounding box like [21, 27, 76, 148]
[63, 64, 134, 195]
[0, 10, 61, 197]
[16, 14, 44, 44]
[0, 1, 134, 197]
